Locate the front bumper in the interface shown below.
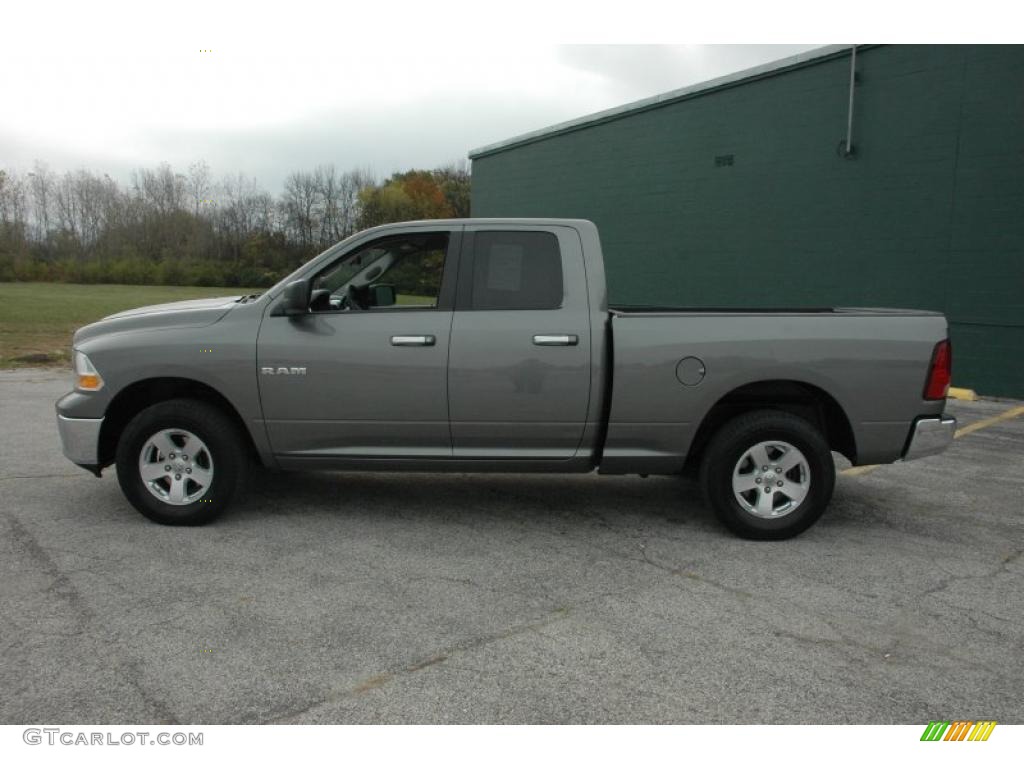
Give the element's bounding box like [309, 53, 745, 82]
[903, 415, 956, 461]
[56, 412, 103, 467]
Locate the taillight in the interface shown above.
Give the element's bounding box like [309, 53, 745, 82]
[924, 339, 951, 400]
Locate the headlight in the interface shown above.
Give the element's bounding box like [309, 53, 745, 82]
[73, 350, 104, 391]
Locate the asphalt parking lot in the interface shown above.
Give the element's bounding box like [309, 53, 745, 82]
[2, 368, 1022, 724]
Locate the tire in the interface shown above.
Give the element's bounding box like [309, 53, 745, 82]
[699, 409, 835, 540]
[115, 398, 248, 525]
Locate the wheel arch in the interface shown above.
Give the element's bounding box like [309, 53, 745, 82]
[684, 379, 857, 472]
[98, 377, 261, 468]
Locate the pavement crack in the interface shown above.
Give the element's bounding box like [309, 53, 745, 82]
[119, 659, 180, 726]
[3, 512, 94, 628]
[266, 605, 573, 723]
[405, 573, 561, 607]
[2, 510, 181, 724]
[920, 548, 1023, 598]
[770, 628, 882, 655]
[635, 541, 753, 599]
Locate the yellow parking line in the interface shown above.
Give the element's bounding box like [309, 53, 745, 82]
[841, 464, 879, 476]
[954, 404, 1024, 439]
[841, 403, 1024, 477]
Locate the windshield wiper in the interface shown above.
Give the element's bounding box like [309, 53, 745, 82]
[236, 294, 262, 304]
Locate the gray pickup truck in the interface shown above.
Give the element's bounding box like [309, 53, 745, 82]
[56, 219, 956, 539]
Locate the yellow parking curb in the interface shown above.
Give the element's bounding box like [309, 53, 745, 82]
[948, 387, 977, 401]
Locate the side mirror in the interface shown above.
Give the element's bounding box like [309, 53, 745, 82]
[370, 283, 396, 307]
[279, 278, 311, 316]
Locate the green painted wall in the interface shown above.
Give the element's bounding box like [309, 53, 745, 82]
[471, 45, 1024, 399]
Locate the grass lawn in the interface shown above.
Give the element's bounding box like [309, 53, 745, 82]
[0, 282, 256, 368]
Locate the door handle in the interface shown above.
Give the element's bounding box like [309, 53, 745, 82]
[533, 334, 579, 346]
[391, 335, 436, 346]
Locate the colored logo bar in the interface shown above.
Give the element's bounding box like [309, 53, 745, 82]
[920, 721, 997, 741]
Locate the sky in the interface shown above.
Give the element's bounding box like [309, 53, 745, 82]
[1, 45, 821, 192]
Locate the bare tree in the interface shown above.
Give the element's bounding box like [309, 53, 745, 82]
[339, 168, 373, 239]
[54, 171, 82, 239]
[217, 173, 271, 257]
[132, 162, 186, 215]
[281, 170, 320, 249]
[28, 161, 56, 240]
[253, 190, 276, 233]
[187, 160, 212, 218]
[0, 170, 29, 231]
[314, 164, 339, 248]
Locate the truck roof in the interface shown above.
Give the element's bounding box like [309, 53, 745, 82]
[360, 218, 597, 230]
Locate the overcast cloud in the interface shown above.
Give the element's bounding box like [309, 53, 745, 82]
[1, 45, 819, 191]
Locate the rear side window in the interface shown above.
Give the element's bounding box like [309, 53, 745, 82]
[470, 231, 563, 310]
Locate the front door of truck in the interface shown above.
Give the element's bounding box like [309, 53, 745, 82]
[447, 225, 592, 459]
[257, 228, 461, 460]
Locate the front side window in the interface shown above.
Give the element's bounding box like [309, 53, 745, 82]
[470, 231, 563, 310]
[312, 232, 449, 311]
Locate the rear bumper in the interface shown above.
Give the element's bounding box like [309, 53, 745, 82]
[902, 415, 956, 461]
[56, 412, 103, 466]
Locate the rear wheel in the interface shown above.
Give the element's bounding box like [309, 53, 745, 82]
[115, 399, 247, 525]
[699, 410, 835, 540]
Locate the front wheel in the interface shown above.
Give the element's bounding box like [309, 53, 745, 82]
[115, 399, 247, 525]
[699, 410, 835, 540]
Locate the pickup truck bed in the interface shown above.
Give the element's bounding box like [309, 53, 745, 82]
[602, 306, 948, 473]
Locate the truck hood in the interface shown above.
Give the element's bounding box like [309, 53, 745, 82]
[73, 295, 241, 346]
